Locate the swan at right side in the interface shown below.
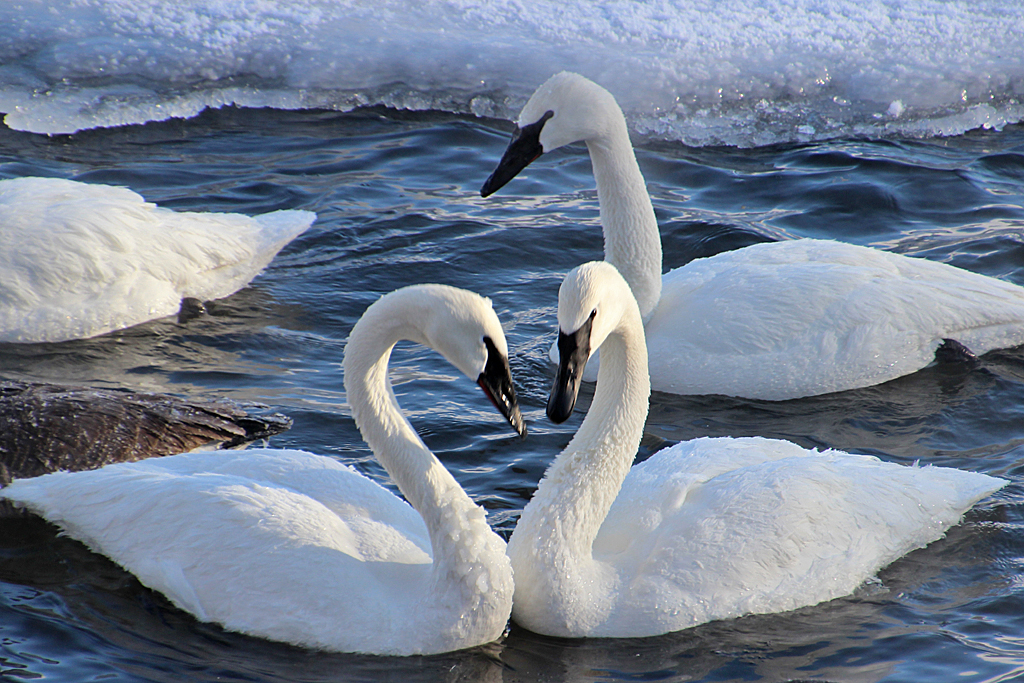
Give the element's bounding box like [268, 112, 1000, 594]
[481, 72, 1024, 400]
[506, 261, 1006, 638]
[0, 176, 316, 343]
[3, 283, 524, 656]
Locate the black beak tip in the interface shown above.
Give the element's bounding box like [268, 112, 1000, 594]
[545, 387, 576, 425]
[480, 175, 498, 198]
[511, 409, 527, 439]
[499, 400, 528, 439]
[546, 312, 594, 425]
[480, 112, 551, 199]
[476, 368, 527, 440]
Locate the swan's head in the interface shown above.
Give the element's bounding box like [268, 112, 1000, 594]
[480, 72, 623, 197]
[547, 261, 637, 424]
[416, 285, 527, 438]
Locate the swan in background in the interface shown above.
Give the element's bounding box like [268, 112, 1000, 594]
[0, 379, 292, 489]
[0, 177, 316, 343]
[3, 284, 525, 656]
[481, 72, 1024, 400]
[506, 261, 1005, 638]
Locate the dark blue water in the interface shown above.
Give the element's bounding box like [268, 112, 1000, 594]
[2, 107, 1024, 682]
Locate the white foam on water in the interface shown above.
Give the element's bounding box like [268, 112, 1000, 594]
[2, 0, 1023, 145]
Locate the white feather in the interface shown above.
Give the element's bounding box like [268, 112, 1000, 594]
[0, 177, 315, 342]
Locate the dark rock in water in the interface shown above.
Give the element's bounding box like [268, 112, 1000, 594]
[935, 338, 979, 366]
[178, 297, 208, 323]
[0, 380, 292, 496]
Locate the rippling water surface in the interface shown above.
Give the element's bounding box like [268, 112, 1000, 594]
[2, 107, 1024, 682]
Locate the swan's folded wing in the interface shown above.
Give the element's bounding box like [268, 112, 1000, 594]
[1, 449, 435, 644]
[151, 448, 432, 556]
[594, 436, 1004, 626]
[0, 177, 315, 342]
[648, 240, 1024, 399]
[594, 437, 812, 558]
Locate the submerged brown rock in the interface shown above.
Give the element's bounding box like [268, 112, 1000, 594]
[0, 380, 291, 487]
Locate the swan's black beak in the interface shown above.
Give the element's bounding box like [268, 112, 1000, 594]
[547, 312, 595, 424]
[480, 110, 554, 197]
[477, 337, 527, 438]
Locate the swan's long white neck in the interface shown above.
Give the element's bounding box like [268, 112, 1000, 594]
[509, 300, 650, 629]
[586, 117, 662, 319]
[343, 295, 504, 603]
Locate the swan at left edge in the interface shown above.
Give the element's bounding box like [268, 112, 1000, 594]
[0, 177, 316, 343]
[2, 283, 525, 656]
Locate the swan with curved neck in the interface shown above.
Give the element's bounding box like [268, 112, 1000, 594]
[506, 261, 1005, 638]
[482, 72, 1024, 400]
[3, 284, 524, 656]
[0, 177, 315, 343]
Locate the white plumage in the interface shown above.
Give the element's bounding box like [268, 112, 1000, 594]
[0, 177, 316, 343]
[4, 450, 440, 650]
[507, 261, 1005, 638]
[481, 72, 1024, 400]
[644, 238, 1024, 399]
[2, 284, 523, 656]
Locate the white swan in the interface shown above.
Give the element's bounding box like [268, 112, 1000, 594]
[506, 261, 1005, 638]
[481, 72, 1024, 400]
[0, 177, 316, 343]
[2, 283, 525, 656]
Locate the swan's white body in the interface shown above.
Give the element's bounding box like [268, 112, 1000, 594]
[0, 177, 316, 343]
[482, 72, 1024, 400]
[3, 284, 521, 656]
[644, 238, 1024, 399]
[507, 261, 1005, 638]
